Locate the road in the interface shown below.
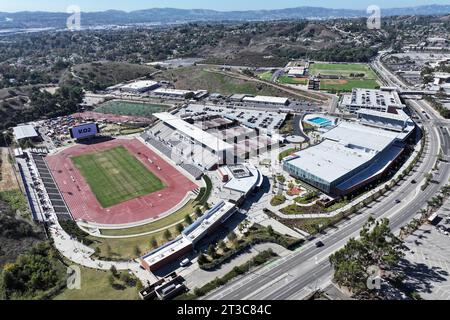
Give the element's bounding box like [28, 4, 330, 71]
[204, 55, 450, 301]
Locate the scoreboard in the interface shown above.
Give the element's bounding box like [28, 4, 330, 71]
[69, 123, 100, 140]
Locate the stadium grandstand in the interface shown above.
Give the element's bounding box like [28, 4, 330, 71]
[142, 112, 236, 176]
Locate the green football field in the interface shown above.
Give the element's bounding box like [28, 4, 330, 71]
[309, 63, 377, 78]
[71, 146, 165, 208]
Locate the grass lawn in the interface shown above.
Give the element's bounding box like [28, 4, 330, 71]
[71, 146, 165, 208]
[279, 148, 300, 161]
[154, 66, 296, 97]
[310, 63, 377, 78]
[100, 200, 198, 237]
[309, 63, 379, 91]
[280, 203, 324, 215]
[277, 76, 308, 85]
[320, 79, 379, 91]
[259, 71, 273, 81]
[54, 266, 139, 300]
[89, 226, 182, 260]
[94, 100, 170, 118]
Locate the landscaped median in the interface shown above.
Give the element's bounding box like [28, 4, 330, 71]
[197, 224, 302, 271]
[176, 249, 279, 300]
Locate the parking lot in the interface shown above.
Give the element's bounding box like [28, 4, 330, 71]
[401, 200, 450, 300]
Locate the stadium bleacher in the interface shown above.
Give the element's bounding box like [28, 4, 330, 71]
[32, 154, 72, 221]
[142, 120, 220, 174]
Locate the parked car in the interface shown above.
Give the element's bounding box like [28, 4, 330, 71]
[180, 258, 190, 268]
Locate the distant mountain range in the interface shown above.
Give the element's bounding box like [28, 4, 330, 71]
[1, 4, 450, 30]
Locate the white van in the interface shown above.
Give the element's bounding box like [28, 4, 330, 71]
[180, 258, 190, 268]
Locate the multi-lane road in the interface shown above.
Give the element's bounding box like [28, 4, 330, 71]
[204, 55, 450, 301]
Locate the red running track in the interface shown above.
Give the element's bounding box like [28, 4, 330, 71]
[46, 138, 197, 226]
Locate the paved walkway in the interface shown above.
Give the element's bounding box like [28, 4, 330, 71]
[48, 218, 157, 285]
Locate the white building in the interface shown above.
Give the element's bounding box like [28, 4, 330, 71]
[152, 88, 194, 99]
[13, 124, 39, 141]
[120, 80, 160, 93]
[286, 67, 306, 77]
[340, 88, 405, 113]
[284, 122, 410, 196]
[242, 95, 290, 106]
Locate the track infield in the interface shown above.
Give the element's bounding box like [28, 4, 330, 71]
[71, 146, 165, 208]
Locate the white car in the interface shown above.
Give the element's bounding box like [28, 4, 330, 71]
[180, 258, 190, 268]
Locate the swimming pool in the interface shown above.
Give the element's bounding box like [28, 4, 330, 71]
[309, 117, 332, 127]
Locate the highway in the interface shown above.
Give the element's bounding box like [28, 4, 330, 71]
[204, 55, 450, 301]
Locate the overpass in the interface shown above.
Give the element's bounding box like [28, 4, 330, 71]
[399, 89, 438, 96]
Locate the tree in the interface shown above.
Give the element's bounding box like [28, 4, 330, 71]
[185, 215, 193, 225]
[195, 207, 203, 217]
[330, 217, 405, 298]
[197, 253, 208, 265]
[163, 229, 172, 241]
[176, 223, 184, 234]
[120, 272, 132, 286]
[267, 225, 275, 236]
[110, 265, 118, 278]
[207, 244, 217, 259]
[150, 237, 158, 249]
[228, 231, 237, 242]
[218, 240, 226, 250]
[108, 274, 116, 287]
[133, 245, 141, 257]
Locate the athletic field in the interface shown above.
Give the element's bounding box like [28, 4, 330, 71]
[309, 63, 379, 91]
[94, 100, 170, 118]
[71, 146, 165, 208]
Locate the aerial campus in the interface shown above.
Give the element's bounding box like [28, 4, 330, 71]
[0, 2, 450, 305]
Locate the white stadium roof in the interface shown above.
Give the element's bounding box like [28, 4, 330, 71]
[13, 125, 38, 140]
[154, 112, 233, 152]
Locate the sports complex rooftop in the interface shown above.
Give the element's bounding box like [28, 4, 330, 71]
[154, 112, 233, 152]
[284, 121, 408, 194]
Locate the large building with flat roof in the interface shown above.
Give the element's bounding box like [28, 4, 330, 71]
[119, 80, 160, 93]
[242, 95, 290, 106]
[340, 88, 405, 113]
[152, 88, 194, 99]
[283, 122, 409, 196]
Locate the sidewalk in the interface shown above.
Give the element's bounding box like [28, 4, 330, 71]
[49, 220, 157, 285]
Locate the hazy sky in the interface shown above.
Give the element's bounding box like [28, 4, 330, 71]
[0, 0, 448, 12]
